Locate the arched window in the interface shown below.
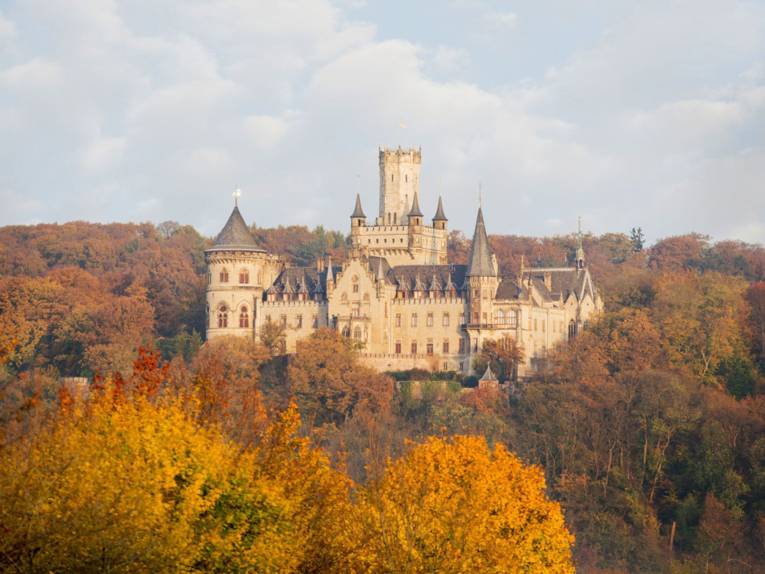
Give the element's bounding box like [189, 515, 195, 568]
[342, 326, 351, 338]
[239, 306, 249, 328]
[239, 269, 249, 284]
[568, 320, 577, 339]
[217, 304, 228, 328]
[496, 309, 505, 324]
[353, 326, 362, 340]
[219, 268, 229, 283]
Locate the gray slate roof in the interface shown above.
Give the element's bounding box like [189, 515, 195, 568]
[208, 206, 264, 252]
[433, 196, 447, 221]
[351, 194, 366, 218]
[408, 192, 424, 217]
[466, 208, 496, 277]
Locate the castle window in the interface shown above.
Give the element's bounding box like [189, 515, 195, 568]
[220, 268, 229, 283]
[391, 174, 394, 182]
[472, 311, 479, 323]
[342, 326, 350, 338]
[353, 284, 359, 293]
[443, 361, 449, 370]
[459, 338, 465, 353]
[265, 314, 271, 324]
[280, 314, 287, 327]
[542, 320, 546, 332]
[394, 213, 397, 224]
[496, 309, 505, 324]
[405, 174, 408, 183]
[442, 340, 449, 354]
[426, 342, 434, 355]
[239, 306, 249, 328]
[426, 313, 433, 327]
[297, 314, 303, 328]
[442, 313, 449, 327]
[534, 319, 538, 331]
[239, 269, 249, 284]
[341, 293, 348, 302]
[482, 312, 487, 324]
[353, 326, 362, 340]
[312, 315, 318, 328]
[217, 304, 228, 328]
[395, 313, 401, 327]
[395, 341, 402, 354]
[411, 341, 418, 355]
[411, 313, 418, 327]
[568, 320, 577, 339]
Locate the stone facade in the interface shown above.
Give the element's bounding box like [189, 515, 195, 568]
[205, 147, 604, 378]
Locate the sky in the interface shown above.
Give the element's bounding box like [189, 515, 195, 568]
[0, 0, 764, 244]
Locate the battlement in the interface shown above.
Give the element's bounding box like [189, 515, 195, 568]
[379, 146, 421, 163]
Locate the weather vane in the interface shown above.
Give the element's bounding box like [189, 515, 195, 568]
[233, 188, 242, 207]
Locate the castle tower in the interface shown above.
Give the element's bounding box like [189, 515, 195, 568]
[465, 207, 499, 366]
[432, 196, 448, 231]
[377, 147, 421, 226]
[205, 200, 282, 340]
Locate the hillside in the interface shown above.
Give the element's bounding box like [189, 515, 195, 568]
[2, 220, 765, 571]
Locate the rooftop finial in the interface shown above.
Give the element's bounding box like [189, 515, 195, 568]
[478, 182, 483, 209]
[576, 216, 586, 269]
[233, 188, 242, 207]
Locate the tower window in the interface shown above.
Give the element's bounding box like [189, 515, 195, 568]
[442, 313, 450, 327]
[411, 313, 418, 327]
[239, 306, 249, 328]
[443, 340, 449, 354]
[426, 313, 433, 327]
[239, 269, 249, 284]
[297, 314, 303, 328]
[220, 268, 229, 283]
[411, 341, 418, 355]
[353, 326, 362, 340]
[426, 342, 434, 355]
[395, 341, 402, 354]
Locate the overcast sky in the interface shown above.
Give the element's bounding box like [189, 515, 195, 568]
[1, 0, 764, 244]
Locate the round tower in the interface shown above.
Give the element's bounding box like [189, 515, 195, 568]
[205, 202, 279, 340]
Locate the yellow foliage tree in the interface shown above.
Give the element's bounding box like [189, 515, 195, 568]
[0, 390, 349, 573]
[354, 435, 575, 573]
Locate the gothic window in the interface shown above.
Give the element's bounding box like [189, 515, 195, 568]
[426, 342, 434, 355]
[239, 306, 249, 328]
[395, 341, 402, 354]
[534, 319, 538, 331]
[217, 304, 228, 328]
[542, 320, 546, 332]
[405, 174, 408, 183]
[395, 313, 402, 327]
[411, 313, 418, 327]
[265, 314, 271, 324]
[442, 340, 449, 354]
[353, 284, 359, 293]
[426, 313, 433, 327]
[472, 311, 479, 323]
[353, 326, 362, 340]
[442, 313, 450, 327]
[220, 268, 229, 283]
[296, 314, 303, 328]
[496, 309, 505, 324]
[411, 341, 418, 355]
[482, 312, 488, 324]
[443, 361, 449, 371]
[568, 320, 577, 339]
[342, 326, 351, 338]
[239, 269, 249, 284]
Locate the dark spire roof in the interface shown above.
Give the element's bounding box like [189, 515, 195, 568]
[480, 364, 497, 382]
[433, 196, 447, 221]
[351, 193, 366, 219]
[208, 206, 263, 252]
[466, 207, 496, 277]
[408, 192, 423, 217]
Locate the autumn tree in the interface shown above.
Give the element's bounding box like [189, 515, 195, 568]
[473, 335, 524, 381]
[355, 435, 575, 573]
[287, 329, 393, 429]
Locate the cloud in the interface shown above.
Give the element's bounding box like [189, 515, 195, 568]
[0, 0, 763, 247]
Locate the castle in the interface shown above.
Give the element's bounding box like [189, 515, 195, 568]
[205, 147, 603, 377]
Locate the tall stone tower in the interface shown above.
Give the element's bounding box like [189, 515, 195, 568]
[377, 147, 421, 226]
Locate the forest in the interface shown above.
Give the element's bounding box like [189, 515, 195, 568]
[1, 219, 765, 573]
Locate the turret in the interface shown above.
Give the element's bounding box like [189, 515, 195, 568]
[576, 216, 586, 269]
[407, 192, 424, 227]
[351, 193, 366, 228]
[432, 196, 447, 231]
[378, 147, 421, 226]
[465, 207, 499, 326]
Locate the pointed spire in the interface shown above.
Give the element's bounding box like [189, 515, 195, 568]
[351, 193, 366, 219]
[433, 196, 447, 221]
[298, 274, 308, 294]
[466, 207, 496, 277]
[408, 191, 423, 217]
[576, 216, 585, 269]
[208, 205, 264, 252]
